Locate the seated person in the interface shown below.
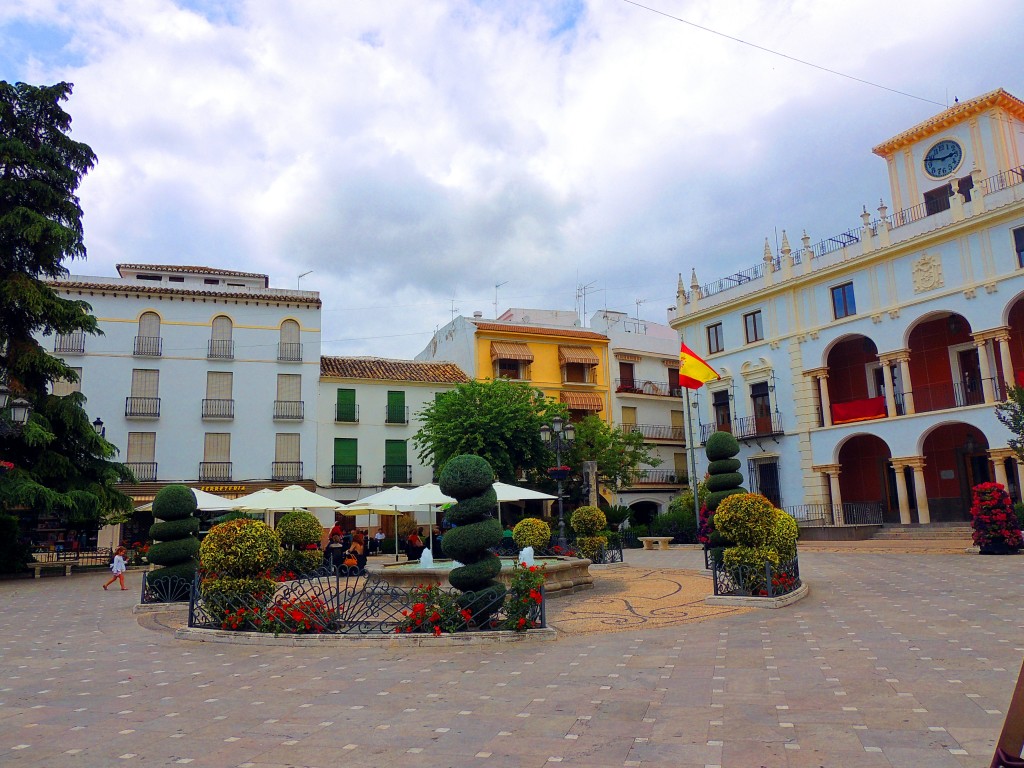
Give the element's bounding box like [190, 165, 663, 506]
[346, 533, 367, 573]
[323, 534, 347, 571]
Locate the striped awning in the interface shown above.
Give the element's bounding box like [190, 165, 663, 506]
[558, 345, 599, 366]
[490, 341, 534, 362]
[560, 391, 604, 411]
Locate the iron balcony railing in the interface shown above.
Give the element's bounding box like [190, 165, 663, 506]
[272, 461, 303, 482]
[133, 335, 162, 356]
[273, 400, 304, 420]
[614, 378, 682, 397]
[277, 342, 302, 362]
[732, 412, 783, 439]
[199, 462, 232, 482]
[332, 464, 361, 484]
[383, 464, 412, 484]
[125, 396, 161, 418]
[622, 423, 686, 441]
[628, 469, 686, 485]
[207, 339, 234, 359]
[54, 331, 86, 354]
[335, 403, 359, 423]
[783, 502, 884, 527]
[202, 398, 235, 419]
[699, 421, 731, 444]
[902, 377, 1002, 415]
[125, 462, 157, 482]
[385, 405, 410, 424]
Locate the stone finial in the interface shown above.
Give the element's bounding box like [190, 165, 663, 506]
[877, 199, 888, 219]
[763, 238, 773, 263]
[780, 230, 792, 257]
[690, 268, 702, 300]
[861, 206, 871, 226]
[677, 272, 687, 304]
[801, 230, 811, 250]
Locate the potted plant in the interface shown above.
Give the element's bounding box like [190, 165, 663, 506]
[970, 482, 1023, 555]
[547, 465, 571, 481]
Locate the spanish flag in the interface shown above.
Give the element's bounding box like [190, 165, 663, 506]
[678, 341, 720, 390]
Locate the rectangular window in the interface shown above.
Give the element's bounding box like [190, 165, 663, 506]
[707, 323, 724, 354]
[563, 363, 591, 383]
[673, 453, 688, 484]
[924, 183, 952, 216]
[276, 374, 301, 401]
[336, 388, 357, 422]
[384, 439, 409, 483]
[618, 362, 635, 390]
[126, 432, 156, 463]
[204, 433, 230, 462]
[743, 311, 763, 344]
[52, 368, 82, 396]
[1014, 227, 1024, 268]
[131, 369, 159, 397]
[386, 390, 407, 424]
[712, 389, 732, 432]
[831, 282, 856, 319]
[671, 409, 685, 443]
[495, 359, 528, 380]
[748, 457, 782, 508]
[333, 438, 359, 484]
[620, 406, 637, 428]
[206, 371, 232, 399]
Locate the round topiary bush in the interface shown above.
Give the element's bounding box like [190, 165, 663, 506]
[705, 431, 740, 462]
[199, 518, 281, 578]
[275, 510, 323, 548]
[713, 493, 799, 586]
[512, 517, 551, 550]
[569, 506, 606, 536]
[439, 455, 505, 619]
[147, 484, 200, 589]
[714, 493, 777, 546]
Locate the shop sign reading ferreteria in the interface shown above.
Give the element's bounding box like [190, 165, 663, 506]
[200, 485, 247, 493]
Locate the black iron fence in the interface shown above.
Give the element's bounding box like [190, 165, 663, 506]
[712, 555, 801, 598]
[142, 571, 193, 604]
[784, 502, 884, 526]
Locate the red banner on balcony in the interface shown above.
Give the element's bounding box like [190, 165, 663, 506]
[831, 396, 886, 424]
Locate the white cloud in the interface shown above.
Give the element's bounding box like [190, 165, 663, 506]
[3, 0, 1022, 356]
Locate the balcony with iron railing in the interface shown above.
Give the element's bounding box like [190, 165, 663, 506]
[202, 398, 235, 419]
[699, 420, 731, 444]
[383, 464, 412, 483]
[125, 462, 157, 482]
[273, 400, 304, 420]
[133, 335, 162, 356]
[335, 403, 359, 423]
[627, 469, 687, 486]
[731, 412, 783, 440]
[614, 378, 681, 398]
[272, 461, 303, 482]
[817, 378, 1004, 426]
[385, 405, 410, 425]
[199, 462, 232, 482]
[54, 331, 86, 354]
[277, 342, 303, 362]
[332, 464, 361, 485]
[784, 502, 884, 527]
[207, 339, 235, 359]
[622, 423, 686, 442]
[125, 396, 161, 418]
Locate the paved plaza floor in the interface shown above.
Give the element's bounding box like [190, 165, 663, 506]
[1, 547, 1021, 768]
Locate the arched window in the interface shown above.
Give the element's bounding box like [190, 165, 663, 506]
[209, 315, 234, 359]
[134, 312, 162, 356]
[278, 319, 301, 361]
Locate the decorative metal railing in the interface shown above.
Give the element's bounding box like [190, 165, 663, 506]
[32, 547, 112, 566]
[277, 342, 303, 361]
[125, 396, 161, 418]
[699, 421, 731, 443]
[199, 461, 232, 481]
[272, 461, 303, 481]
[627, 469, 686, 485]
[622, 423, 686, 441]
[385, 405, 410, 424]
[207, 339, 234, 359]
[133, 335, 162, 356]
[383, 464, 412, 483]
[202, 398, 235, 419]
[142, 571, 193, 604]
[784, 502, 884, 527]
[335, 403, 359, 422]
[731, 412, 783, 439]
[712, 555, 801, 598]
[614, 378, 682, 397]
[125, 461, 157, 482]
[187, 568, 546, 635]
[332, 464, 361, 484]
[273, 400, 304, 420]
[54, 331, 86, 354]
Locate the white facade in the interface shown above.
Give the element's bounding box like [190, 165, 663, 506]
[47, 264, 321, 490]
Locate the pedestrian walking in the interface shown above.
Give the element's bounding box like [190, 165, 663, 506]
[103, 547, 128, 591]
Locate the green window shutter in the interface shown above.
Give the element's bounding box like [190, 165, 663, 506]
[336, 388, 356, 421]
[333, 438, 358, 484]
[384, 440, 408, 483]
[386, 390, 406, 423]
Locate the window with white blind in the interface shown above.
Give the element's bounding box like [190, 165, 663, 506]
[138, 312, 160, 337]
[51, 368, 82, 396]
[203, 372, 234, 418]
[126, 432, 157, 481]
[273, 433, 302, 481]
[274, 374, 303, 419]
[201, 433, 231, 481]
[127, 369, 160, 417]
[135, 312, 162, 356]
[209, 315, 234, 358]
[278, 319, 302, 361]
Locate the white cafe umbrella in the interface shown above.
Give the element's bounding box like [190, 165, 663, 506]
[236, 485, 344, 527]
[341, 488, 416, 562]
[491, 482, 557, 526]
[134, 487, 235, 513]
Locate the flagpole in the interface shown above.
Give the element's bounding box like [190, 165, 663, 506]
[684, 388, 700, 533]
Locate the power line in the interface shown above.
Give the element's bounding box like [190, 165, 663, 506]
[620, 0, 946, 108]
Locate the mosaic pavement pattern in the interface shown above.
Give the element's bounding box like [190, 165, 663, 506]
[0, 548, 1021, 767]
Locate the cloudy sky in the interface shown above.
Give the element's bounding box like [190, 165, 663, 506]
[3, 0, 1023, 358]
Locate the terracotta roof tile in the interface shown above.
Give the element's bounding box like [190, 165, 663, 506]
[471, 321, 608, 341]
[320, 357, 470, 384]
[872, 88, 1024, 156]
[116, 263, 270, 285]
[49, 280, 321, 306]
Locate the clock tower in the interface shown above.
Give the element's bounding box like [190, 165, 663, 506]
[872, 88, 1024, 216]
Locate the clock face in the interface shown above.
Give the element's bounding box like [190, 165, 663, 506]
[923, 139, 963, 178]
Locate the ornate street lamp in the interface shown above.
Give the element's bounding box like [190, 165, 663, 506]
[541, 415, 576, 548]
[92, 417, 105, 437]
[9, 398, 31, 425]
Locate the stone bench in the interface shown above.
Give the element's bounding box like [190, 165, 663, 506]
[29, 562, 73, 579]
[638, 537, 673, 551]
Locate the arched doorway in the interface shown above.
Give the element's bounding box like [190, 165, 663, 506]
[629, 500, 660, 526]
[826, 336, 887, 424]
[907, 312, 978, 413]
[837, 434, 896, 523]
[920, 422, 989, 521]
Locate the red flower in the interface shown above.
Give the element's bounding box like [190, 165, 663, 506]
[433, 626, 442, 637]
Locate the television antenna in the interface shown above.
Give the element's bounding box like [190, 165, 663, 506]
[494, 280, 509, 319]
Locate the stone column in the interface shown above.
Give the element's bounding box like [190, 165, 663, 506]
[972, 334, 995, 404]
[879, 356, 897, 416]
[989, 448, 1018, 497]
[896, 352, 915, 414]
[813, 463, 843, 524]
[995, 329, 1014, 398]
[890, 459, 912, 525]
[908, 457, 931, 524]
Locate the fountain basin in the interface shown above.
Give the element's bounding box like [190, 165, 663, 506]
[367, 557, 593, 599]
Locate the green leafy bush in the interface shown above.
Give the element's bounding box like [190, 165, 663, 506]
[570, 505, 606, 536]
[513, 517, 551, 549]
[200, 574, 277, 618]
[199, 519, 280, 578]
[0, 514, 32, 574]
[574, 535, 608, 562]
[675, 478, 709, 516]
[705, 431, 740, 461]
[149, 484, 199, 521]
[602, 505, 632, 529]
[279, 549, 323, 576]
[275, 511, 323, 548]
[146, 537, 200, 566]
[149, 517, 200, 541]
[714, 493, 777, 546]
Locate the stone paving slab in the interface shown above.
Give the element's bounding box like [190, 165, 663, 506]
[1, 547, 1022, 767]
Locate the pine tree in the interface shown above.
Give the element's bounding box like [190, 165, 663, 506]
[0, 82, 133, 531]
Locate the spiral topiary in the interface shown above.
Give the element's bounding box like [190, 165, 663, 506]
[275, 510, 324, 575]
[512, 517, 551, 550]
[147, 485, 200, 587]
[439, 455, 505, 619]
[704, 432, 746, 512]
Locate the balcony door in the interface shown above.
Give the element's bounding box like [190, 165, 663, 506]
[750, 382, 772, 435]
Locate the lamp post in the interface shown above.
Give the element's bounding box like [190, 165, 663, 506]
[0, 383, 31, 439]
[540, 415, 576, 548]
[92, 417, 105, 438]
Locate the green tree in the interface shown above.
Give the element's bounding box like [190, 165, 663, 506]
[567, 415, 660, 492]
[0, 81, 133, 530]
[413, 379, 565, 481]
[996, 386, 1024, 462]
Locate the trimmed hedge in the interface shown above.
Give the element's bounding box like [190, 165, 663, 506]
[276, 511, 323, 548]
[444, 489, 498, 525]
[438, 455, 494, 498]
[705, 431, 740, 462]
[569, 506, 606, 536]
[150, 485, 199, 521]
[512, 517, 551, 549]
[147, 484, 200, 583]
[707, 458, 741, 474]
[149, 517, 200, 542]
[706, 472, 744, 493]
[146, 537, 200, 566]
[199, 519, 280, 578]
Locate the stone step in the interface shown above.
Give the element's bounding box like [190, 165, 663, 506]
[871, 526, 973, 540]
